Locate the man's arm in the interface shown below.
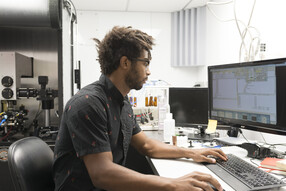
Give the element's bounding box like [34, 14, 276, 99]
[130, 131, 227, 163]
[82, 151, 173, 191]
[83, 151, 223, 191]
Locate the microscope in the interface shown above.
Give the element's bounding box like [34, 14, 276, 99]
[0, 52, 58, 141]
[18, 76, 58, 139]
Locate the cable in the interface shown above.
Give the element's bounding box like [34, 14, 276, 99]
[207, 0, 260, 62]
[0, 114, 7, 126]
[250, 158, 260, 167]
[206, 0, 249, 60]
[0, 118, 6, 126]
[0, 125, 12, 141]
[206, 1, 239, 23]
[64, 0, 80, 93]
[66, 0, 79, 70]
[236, 0, 257, 62]
[234, 0, 248, 62]
[248, 36, 260, 61]
[27, 102, 42, 130]
[207, 0, 233, 5]
[259, 133, 286, 147]
[260, 132, 267, 143]
[238, 129, 250, 143]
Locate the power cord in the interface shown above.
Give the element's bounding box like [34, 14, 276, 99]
[259, 133, 286, 155]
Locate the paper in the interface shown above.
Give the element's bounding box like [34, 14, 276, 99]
[276, 159, 286, 170]
[205, 119, 217, 134]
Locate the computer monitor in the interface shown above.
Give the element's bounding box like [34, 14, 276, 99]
[208, 58, 286, 135]
[169, 87, 208, 127]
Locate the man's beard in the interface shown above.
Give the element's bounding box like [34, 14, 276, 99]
[125, 66, 145, 90]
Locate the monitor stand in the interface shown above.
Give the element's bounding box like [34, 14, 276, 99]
[188, 133, 217, 142]
[187, 126, 217, 142]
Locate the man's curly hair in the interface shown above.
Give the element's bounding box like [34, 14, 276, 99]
[93, 26, 155, 75]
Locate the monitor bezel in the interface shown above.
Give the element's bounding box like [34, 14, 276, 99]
[208, 57, 286, 135]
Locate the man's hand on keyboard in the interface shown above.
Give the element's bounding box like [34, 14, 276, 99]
[188, 148, 228, 163]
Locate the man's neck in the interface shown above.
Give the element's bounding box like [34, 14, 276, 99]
[107, 73, 130, 97]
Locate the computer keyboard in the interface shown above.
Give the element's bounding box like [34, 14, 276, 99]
[204, 154, 286, 191]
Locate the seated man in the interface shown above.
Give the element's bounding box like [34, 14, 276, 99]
[53, 26, 227, 191]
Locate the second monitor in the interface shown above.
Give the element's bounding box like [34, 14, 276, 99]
[169, 87, 208, 127]
[169, 87, 213, 141]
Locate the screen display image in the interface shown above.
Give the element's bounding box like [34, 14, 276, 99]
[208, 58, 286, 135]
[169, 87, 208, 127]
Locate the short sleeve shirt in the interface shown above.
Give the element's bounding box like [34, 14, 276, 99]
[53, 75, 141, 191]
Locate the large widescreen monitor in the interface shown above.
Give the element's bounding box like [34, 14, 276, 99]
[169, 87, 208, 127]
[208, 58, 286, 135]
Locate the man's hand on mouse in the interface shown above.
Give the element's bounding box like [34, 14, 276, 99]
[171, 171, 224, 191]
[187, 148, 228, 163]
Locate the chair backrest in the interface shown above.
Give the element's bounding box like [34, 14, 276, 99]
[8, 136, 55, 191]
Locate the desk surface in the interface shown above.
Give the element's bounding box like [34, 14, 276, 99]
[144, 131, 286, 191]
[150, 146, 286, 191]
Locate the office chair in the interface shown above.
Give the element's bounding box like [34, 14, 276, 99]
[8, 136, 55, 191]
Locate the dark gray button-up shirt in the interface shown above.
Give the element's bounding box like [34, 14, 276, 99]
[53, 75, 141, 191]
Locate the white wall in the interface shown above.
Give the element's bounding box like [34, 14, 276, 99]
[75, 1, 286, 88]
[204, 0, 286, 146]
[76, 2, 286, 146]
[201, 0, 286, 83]
[76, 11, 202, 88]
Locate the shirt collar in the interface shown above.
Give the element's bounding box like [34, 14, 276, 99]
[99, 74, 124, 104]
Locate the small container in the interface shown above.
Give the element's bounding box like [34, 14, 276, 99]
[154, 96, 157, 106]
[163, 113, 175, 143]
[145, 96, 149, 107]
[149, 95, 153, 106]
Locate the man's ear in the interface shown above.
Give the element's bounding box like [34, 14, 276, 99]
[120, 56, 130, 69]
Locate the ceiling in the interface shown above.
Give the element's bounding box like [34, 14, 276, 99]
[71, 0, 207, 12]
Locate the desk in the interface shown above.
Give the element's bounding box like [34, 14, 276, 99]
[144, 131, 286, 191]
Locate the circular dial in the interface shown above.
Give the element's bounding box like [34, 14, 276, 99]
[2, 88, 14, 99]
[1, 76, 13, 87]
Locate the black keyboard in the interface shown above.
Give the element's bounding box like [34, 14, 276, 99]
[204, 154, 286, 191]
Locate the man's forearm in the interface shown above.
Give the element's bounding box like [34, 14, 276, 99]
[139, 138, 194, 159]
[89, 161, 175, 191]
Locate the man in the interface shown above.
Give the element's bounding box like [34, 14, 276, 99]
[53, 26, 227, 191]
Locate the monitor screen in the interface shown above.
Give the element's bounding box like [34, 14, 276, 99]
[208, 58, 286, 135]
[169, 87, 208, 127]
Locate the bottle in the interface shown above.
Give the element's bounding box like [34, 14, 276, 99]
[154, 96, 157, 106]
[145, 92, 149, 107]
[133, 97, 137, 107]
[163, 113, 175, 143]
[158, 95, 170, 130]
[149, 95, 153, 106]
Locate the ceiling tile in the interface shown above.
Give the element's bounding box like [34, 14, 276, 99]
[71, 0, 191, 12]
[72, 0, 128, 11]
[127, 0, 190, 12]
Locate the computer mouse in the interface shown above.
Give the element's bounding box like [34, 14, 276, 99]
[209, 184, 225, 191]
